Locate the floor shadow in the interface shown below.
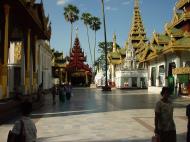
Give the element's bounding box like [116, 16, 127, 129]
[37, 132, 186, 142]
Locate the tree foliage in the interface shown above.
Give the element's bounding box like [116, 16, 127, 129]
[89, 16, 101, 32]
[64, 4, 79, 24]
[94, 41, 120, 72]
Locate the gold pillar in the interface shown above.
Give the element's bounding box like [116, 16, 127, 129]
[1, 4, 10, 98]
[25, 29, 31, 94]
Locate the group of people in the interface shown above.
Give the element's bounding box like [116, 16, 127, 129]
[52, 82, 72, 104]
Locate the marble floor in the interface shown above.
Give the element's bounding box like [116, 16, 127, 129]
[0, 88, 188, 142]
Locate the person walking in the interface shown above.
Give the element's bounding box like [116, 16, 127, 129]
[8, 101, 37, 142]
[154, 87, 176, 142]
[65, 82, 72, 101]
[37, 83, 43, 101]
[59, 84, 65, 103]
[52, 85, 57, 105]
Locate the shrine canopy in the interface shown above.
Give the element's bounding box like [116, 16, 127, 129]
[66, 36, 92, 76]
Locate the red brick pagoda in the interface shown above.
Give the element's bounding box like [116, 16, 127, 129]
[66, 35, 92, 86]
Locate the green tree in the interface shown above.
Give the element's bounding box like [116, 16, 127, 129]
[89, 16, 101, 67]
[64, 4, 79, 53]
[95, 41, 120, 73]
[81, 12, 93, 64]
[98, 41, 120, 52]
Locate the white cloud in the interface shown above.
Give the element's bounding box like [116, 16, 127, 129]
[106, 6, 111, 10]
[106, 6, 117, 11]
[122, 1, 130, 5]
[57, 0, 70, 6]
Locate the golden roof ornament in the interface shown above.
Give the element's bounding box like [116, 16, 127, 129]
[134, 0, 139, 8]
[75, 27, 79, 38]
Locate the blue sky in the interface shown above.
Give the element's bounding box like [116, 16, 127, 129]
[37, 0, 177, 65]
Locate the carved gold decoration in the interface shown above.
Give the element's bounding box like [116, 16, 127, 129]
[173, 67, 190, 74]
[14, 42, 22, 64]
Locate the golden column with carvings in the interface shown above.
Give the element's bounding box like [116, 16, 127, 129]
[25, 29, 31, 94]
[0, 4, 10, 98]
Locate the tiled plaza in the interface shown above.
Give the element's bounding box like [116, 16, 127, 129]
[0, 89, 188, 142]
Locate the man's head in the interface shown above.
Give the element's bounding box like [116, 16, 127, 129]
[21, 101, 32, 116]
[161, 87, 170, 99]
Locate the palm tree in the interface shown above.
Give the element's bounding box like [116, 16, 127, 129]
[64, 4, 79, 53]
[89, 16, 101, 67]
[81, 13, 93, 65]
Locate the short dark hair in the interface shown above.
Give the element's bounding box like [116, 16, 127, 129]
[21, 101, 32, 116]
[161, 87, 169, 96]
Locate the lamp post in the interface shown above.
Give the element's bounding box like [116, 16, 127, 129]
[101, 0, 111, 91]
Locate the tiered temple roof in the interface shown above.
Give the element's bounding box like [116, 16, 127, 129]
[126, 0, 148, 64]
[5, 0, 52, 40]
[128, 0, 148, 53]
[108, 33, 123, 65]
[108, 0, 147, 65]
[141, 0, 190, 62]
[66, 36, 92, 74]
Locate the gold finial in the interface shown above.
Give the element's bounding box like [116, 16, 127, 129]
[76, 27, 78, 37]
[113, 32, 116, 43]
[134, 0, 139, 8]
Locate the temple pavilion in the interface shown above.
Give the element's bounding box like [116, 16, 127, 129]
[66, 35, 92, 86]
[140, 0, 190, 95]
[0, 0, 51, 99]
[108, 0, 148, 88]
[52, 50, 69, 85]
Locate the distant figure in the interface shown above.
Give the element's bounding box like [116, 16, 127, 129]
[13, 87, 22, 100]
[9, 101, 37, 142]
[154, 87, 176, 142]
[52, 85, 57, 105]
[186, 104, 190, 142]
[64, 82, 72, 101]
[37, 83, 43, 101]
[59, 84, 65, 103]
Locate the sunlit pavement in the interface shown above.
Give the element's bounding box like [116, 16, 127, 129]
[0, 88, 188, 142]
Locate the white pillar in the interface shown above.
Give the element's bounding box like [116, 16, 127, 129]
[111, 64, 115, 82]
[137, 77, 140, 87]
[175, 55, 180, 68]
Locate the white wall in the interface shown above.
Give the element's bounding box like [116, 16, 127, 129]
[115, 70, 148, 88]
[36, 40, 53, 90]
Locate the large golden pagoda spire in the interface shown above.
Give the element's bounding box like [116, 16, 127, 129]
[128, 0, 147, 51]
